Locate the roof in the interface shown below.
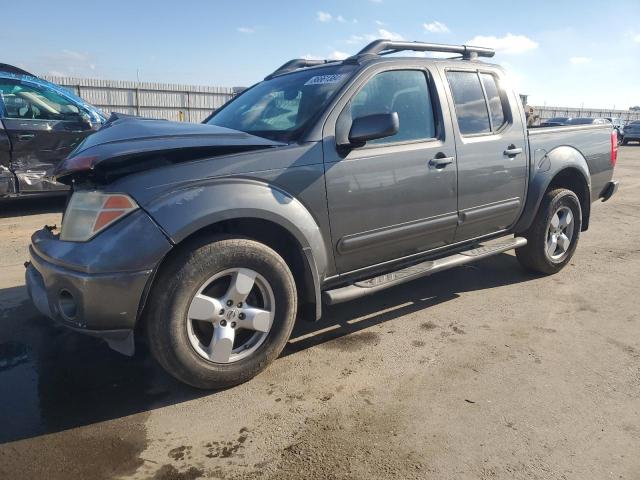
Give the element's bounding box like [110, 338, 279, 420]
[0, 63, 35, 76]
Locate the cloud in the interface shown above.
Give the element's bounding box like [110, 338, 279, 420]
[302, 51, 350, 61]
[38, 49, 97, 77]
[347, 28, 404, 45]
[375, 20, 386, 26]
[329, 51, 350, 60]
[378, 28, 404, 41]
[369, 0, 383, 3]
[635, 34, 640, 43]
[569, 56, 592, 65]
[466, 33, 538, 54]
[346, 33, 378, 44]
[423, 21, 450, 34]
[237, 27, 254, 34]
[317, 12, 357, 24]
[317, 11, 332, 22]
[59, 49, 89, 62]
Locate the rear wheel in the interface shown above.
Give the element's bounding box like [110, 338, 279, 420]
[146, 236, 297, 389]
[516, 189, 582, 275]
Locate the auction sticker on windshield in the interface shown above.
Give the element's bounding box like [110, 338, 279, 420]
[304, 74, 348, 85]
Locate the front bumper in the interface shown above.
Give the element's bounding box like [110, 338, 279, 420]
[623, 133, 640, 142]
[25, 209, 172, 355]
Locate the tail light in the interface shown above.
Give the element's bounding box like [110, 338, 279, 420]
[610, 129, 618, 168]
[60, 192, 138, 241]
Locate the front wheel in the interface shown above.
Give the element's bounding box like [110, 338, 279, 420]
[516, 189, 582, 275]
[145, 236, 297, 389]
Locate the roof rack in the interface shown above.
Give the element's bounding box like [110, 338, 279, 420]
[265, 59, 337, 80]
[0, 63, 36, 77]
[356, 39, 495, 60]
[264, 39, 495, 81]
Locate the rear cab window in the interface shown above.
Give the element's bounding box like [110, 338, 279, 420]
[446, 70, 510, 136]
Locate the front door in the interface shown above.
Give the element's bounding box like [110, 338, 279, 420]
[0, 80, 93, 193]
[323, 68, 458, 274]
[443, 69, 528, 241]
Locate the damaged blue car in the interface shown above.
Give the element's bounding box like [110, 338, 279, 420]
[0, 64, 105, 197]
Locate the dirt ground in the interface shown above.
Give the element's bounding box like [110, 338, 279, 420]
[0, 147, 639, 480]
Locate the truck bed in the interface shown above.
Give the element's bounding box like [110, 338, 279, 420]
[527, 124, 614, 202]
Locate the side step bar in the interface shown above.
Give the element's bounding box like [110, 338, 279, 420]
[323, 237, 527, 305]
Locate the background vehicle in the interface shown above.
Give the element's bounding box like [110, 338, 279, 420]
[25, 40, 618, 389]
[564, 117, 610, 125]
[622, 120, 640, 145]
[605, 117, 625, 144]
[540, 116, 570, 127]
[0, 64, 105, 197]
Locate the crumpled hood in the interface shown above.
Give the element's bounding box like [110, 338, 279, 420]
[55, 114, 285, 183]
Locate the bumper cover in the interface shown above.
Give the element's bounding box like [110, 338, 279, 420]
[25, 209, 172, 355]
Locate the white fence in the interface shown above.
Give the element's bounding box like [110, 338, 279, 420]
[43, 75, 640, 125]
[532, 106, 640, 123]
[44, 76, 239, 123]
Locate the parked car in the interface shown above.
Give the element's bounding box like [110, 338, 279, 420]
[564, 117, 610, 125]
[540, 116, 570, 127]
[605, 118, 625, 145]
[25, 39, 619, 389]
[622, 120, 640, 145]
[0, 64, 105, 197]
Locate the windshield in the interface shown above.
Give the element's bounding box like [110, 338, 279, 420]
[206, 64, 355, 141]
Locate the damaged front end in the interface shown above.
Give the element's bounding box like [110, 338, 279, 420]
[55, 114, 285, 185]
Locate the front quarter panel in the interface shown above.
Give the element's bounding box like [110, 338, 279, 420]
[143, 178, 330, 282]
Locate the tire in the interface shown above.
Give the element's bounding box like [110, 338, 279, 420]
[516, 189, 582, 275]
[145, 236, 297, 389]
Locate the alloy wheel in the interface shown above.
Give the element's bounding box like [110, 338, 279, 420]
[186, 268, 275, 364]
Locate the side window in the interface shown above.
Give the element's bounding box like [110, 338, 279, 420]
[345, 70, 436, 144]
[480, 73, 508, 131]
[0, 82, 81, 121]
[446, 71, 491, 135]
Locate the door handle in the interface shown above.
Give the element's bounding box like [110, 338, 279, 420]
[504, 145, 523, 157]
[17, 134, 35, 141]
[429, 156, 454, 168]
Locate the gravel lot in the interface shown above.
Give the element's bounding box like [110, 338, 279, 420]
[1, 147, 639, 480]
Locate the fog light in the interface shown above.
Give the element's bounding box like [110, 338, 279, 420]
[58, 290, 77, 321]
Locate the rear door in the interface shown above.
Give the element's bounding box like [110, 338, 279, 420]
[0, 79, 93, 193]
[442, 68, 527, 241]
[323, 66, 458, 274]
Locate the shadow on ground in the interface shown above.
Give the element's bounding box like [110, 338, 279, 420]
[0, 252, 537, 445]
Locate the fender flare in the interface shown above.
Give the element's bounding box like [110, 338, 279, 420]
[514, 145, 591, 233]
[144, 178, 329, 319]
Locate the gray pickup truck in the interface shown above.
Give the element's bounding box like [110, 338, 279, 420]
[25, 40, 619, 389]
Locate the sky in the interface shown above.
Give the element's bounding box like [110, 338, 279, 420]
[4, 0, 640, 109]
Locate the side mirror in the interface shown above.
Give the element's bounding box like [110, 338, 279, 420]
[342, 112, 399, 147]
[79, 112, 101, 131]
